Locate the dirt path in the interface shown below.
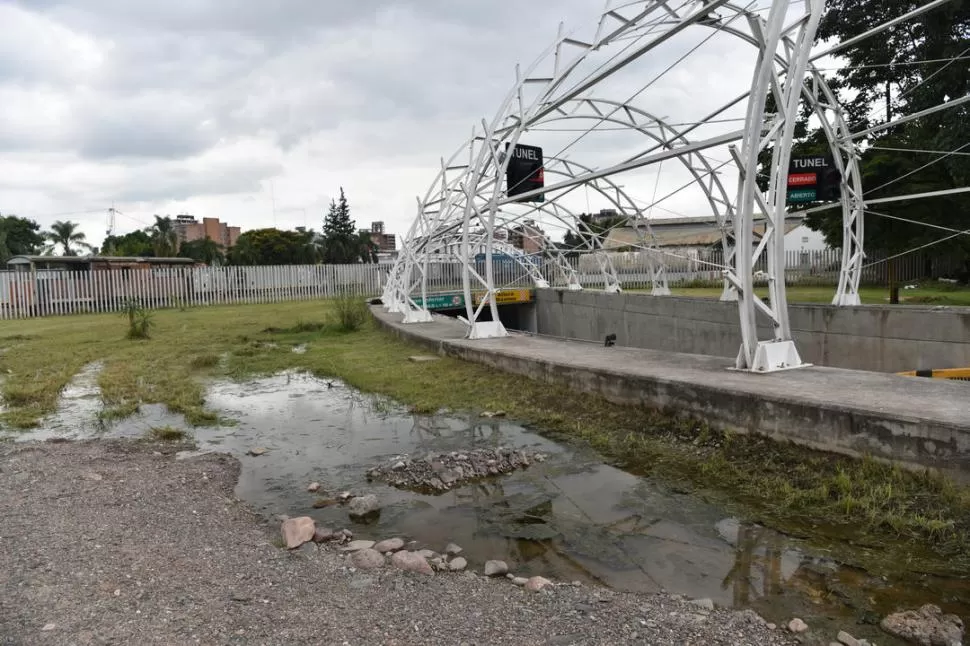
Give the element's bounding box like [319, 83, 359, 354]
[0, 440, 794, 645]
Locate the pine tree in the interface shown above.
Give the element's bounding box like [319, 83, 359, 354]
[322, 188, 361, 263]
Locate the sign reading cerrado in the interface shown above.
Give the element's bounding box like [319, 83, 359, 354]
[786, 154, 841, 204]
[505, 143, 545, 203]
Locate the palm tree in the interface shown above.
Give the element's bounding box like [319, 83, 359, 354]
[44, 220, 92, 256]
[151, 215, 179, 257]
[357, 231, 378, 263]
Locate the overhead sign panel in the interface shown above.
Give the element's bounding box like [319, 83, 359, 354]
[506, 143, 545, 203]
[787, 155, 841, 204]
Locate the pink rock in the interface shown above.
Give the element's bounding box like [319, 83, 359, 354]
[351, 548, 386, 570]
[525, 576, 553, 592]
[281, 516, 315, 549]
[389, 550, 434, 576]
[374, 537, 405, 553]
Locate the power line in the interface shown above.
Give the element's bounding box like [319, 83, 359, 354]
[812, 55, 970, 71]
[861, 227, 970, 269]
[864, 208, 970, 236]
[869, 146, 970, 157]
[865, 141, 970, 196]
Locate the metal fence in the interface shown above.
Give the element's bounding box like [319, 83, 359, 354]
[565, 248, 967, 290]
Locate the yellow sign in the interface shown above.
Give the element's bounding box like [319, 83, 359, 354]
[471, 289, 534, 306]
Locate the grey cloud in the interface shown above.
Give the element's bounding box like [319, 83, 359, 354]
[0, 0, 755, 242]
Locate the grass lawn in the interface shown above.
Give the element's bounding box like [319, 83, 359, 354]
[667, 282, 970, 306]
[1, 298, 968, 575]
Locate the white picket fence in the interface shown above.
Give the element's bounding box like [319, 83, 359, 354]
[2, 250, 964, 320]
[0, 264, 391, 320]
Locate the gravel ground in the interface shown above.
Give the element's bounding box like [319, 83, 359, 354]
[0, 440, 797, 646]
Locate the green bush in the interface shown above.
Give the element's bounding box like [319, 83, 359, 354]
[122, 299, 154, 340]
[330, 292, 369, 332]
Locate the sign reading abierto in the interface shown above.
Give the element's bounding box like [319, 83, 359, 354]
[787, 155, 840, 204]
[506, 143, 545, 203]
[416, 293, 464, 310]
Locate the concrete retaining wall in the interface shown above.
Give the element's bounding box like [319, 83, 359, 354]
[372, 306, 970, 475]
[535, 289, 970, 373]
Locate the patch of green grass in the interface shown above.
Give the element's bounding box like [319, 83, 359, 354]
[330, 292, 370, 332]
[1, 298, 969, 575]
[667, 282, 970, 306]
[146, 426, 190, 441]
[188, 353, 221, 370]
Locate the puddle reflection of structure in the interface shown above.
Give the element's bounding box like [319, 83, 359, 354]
[723, 523, 788, 606]
[408, 414, 508, 447]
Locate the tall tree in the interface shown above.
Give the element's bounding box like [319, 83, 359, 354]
[357, 230, 378, 263]
[102, 229, 154, 257]
[44, 220, 92, 256]
[151, 215, 179, 257]
[758, 0, 970, 279]
[227, 228, 314, 265]
[179, 237, 225, 265]
[562, 214, 628, 251]
[321, 188, 359, 263]
[0, 214, 45, 262]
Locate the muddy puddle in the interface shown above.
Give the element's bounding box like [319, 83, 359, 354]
[7, 369, 969, 644]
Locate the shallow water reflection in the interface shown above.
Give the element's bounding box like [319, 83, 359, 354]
[9, 370, 968, 642]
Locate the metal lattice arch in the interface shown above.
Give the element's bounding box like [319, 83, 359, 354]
[386, 0, 949, 371]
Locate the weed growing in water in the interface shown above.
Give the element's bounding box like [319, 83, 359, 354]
[146, 426, 189, 441]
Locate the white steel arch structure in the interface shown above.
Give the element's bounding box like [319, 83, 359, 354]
[387, 0, 957, 370]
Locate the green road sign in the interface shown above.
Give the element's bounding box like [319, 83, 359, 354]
[787, 188, 816, 204]
[416, 293, 465, 310]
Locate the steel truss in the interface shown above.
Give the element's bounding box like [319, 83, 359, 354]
[385, 0, 957, 371]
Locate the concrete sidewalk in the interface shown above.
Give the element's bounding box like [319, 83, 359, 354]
[373, 307, 970, 474]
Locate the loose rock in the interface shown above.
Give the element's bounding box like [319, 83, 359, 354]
[836, 630, 861, 646]
[444, 542, 463, 556]
[306, 482, 321, 493]
[448, 557, 467, 572]
[248, 447, 268, 456]
[512, 577, 529, 586]
[524, 576, 552, 592]
[373, 537, 404, 553]
[417, 549, 438, 560]
[347, 494, 380, 517]
[351, 549, 385, 570]
[280, 516, 315, 549]
[340, 540, 376, 552]
[691, 598, 715, 611]
[788, 618, 809, 634]
[368, 448, 547, 492]
[484, 560, 508, 577]
[880, 604, 964, 646]
[312, 527, 334, 543]
[389, 551, 434, 576]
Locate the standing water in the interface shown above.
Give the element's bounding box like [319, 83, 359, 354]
[9, 369, 969, 644]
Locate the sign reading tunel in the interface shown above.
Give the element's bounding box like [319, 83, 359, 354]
[506, 143, 545, 203]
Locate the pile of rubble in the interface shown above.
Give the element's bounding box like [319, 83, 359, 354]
[366, 448, 547, 492]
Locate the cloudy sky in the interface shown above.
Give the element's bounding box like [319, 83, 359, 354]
[1, 0, 785, 248]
